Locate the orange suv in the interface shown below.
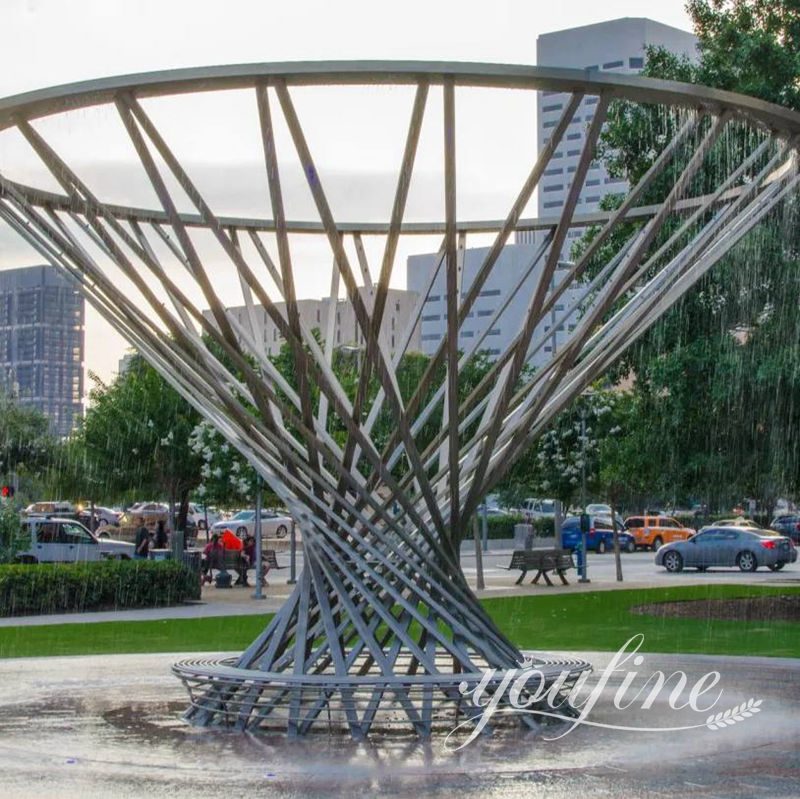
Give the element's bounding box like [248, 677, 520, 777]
[624, 515, 695, 551]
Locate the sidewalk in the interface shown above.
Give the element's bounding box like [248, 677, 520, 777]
[1, 549, 793, 627]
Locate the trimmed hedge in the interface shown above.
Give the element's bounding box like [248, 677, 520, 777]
[0, 559, 201, 617]
[464, 514, 555, 540]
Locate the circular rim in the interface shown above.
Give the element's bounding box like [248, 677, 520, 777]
[2, 61, 800, 135]
[1, 61, 798, 236]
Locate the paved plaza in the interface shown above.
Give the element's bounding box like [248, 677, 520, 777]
[0, 650, 797, 797]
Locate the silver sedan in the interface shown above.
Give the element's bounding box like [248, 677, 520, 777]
[655, 526, 797, 573]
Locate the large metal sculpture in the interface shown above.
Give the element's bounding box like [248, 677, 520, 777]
[0, 63, 797, 737]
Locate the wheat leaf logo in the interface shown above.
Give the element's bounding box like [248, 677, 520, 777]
[706, 698, 761, 731]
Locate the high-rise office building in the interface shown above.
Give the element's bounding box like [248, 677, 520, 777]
[409, 18, 698, 365]
[407, 244, 581, 367]
[517, 17, 698, 247]
[205, 287, 421, 359]
[0, 265, 85, 437]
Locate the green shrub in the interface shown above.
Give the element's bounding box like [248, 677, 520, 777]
[0, 559, 200, 617]
[462, 514, 555, 540]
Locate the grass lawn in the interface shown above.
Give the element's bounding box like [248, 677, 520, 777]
[0, 583, 798, 659]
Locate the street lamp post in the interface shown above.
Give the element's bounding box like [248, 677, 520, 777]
[578, 392, 594, 584]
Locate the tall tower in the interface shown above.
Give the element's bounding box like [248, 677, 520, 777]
[0, 265, 85, 436]
[517, 17, 698, 248]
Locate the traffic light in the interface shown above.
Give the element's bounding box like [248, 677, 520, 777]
[0, 485, 14, 498]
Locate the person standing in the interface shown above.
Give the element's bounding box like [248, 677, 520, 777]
[154, 520, 168, 549]
[134, 524, 150, 560]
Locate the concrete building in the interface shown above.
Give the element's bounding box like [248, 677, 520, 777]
[0, 265, 85, 437]
[406, 244, 582, 368]
[517, 17, 698, 248]
[207, 287, 421, 359]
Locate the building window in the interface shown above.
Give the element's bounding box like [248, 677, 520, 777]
[542, 103, 563, 113]
[477, 309, 493, 317]
[603, 60, 624, 69]
[552, 151, 563, 159]
[585, 96, 599, 106]
[567, 133, 581, 140]
[554, 304, 565, 311]
[421, 314, 440, 322]
[586, 179, 600, 186]
[567, 149, 581, 156]
[543, 120, 557, 129]
[629, 57, 644, 69]
[316, 308, 320, 323]
[544, 167, 563, 176]
[421, 334, 440, 342]
[586, 195, 601, 203]
[391, 334, 395, 348]
[462, 330, 474, 338]
[585, 64, 598, 72]
[396, 301, 400, 312]
[480, 289, 501, 298]
[543, 184, 563, 192]
[544, 201, 563, 209]
[488, 328, 500, 336]
[544, 346, 552, 352]
[425, 295, 441, 303]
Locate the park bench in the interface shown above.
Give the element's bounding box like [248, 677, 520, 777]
[207, 547, 285, 587]
[507, 548, 574, 586]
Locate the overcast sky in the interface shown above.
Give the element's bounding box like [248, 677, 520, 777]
[0, 0, 693, 387]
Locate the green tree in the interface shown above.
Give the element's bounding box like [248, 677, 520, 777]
[571, 0, 800, 510]
[0, 393, 54, 502]
[65, 356, 203, 527]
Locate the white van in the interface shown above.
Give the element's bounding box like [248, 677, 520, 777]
[521, 498, 557, 519]
[17, 518, 135, 563]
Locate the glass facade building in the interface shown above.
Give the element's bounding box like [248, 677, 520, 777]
[0, 265, 84, 436]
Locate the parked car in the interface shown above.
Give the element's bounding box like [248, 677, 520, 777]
[521, 498, 556, 519]
[701, 517, 760, 531]
[656, 527, 797, 573]
[17, 518, 135, 563]
[188, 503, 221, 530]
[624, 515, 695, 551]
[127, 501, 170, 517]
[211, 509, 293, 539]
[770, 514, 800, 544]
[477, 504, 511, 517]
[559, 515, 636, 554]
[585, 503, 612, 516]
[96, 509, 197, 546]
[77, 505, 121, 529]
[23, 501, 77, 519]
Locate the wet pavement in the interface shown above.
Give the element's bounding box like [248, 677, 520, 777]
[1, 650, 797, 797]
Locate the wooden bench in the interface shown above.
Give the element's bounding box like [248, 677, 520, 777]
[507, 548, 575, 586]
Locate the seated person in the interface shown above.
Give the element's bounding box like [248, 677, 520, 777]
[201, 533, 225, 583]
[237, 534, 270, 587]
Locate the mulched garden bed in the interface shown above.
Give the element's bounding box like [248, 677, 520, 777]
[630, 595, 800, 623]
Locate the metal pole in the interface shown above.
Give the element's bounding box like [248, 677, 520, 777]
[287, 518, 297, 585]
[481, 501, 488, 552]
[472, 515, 485, 590]
[252, 478, 265, 600]
[579, 406, 589, 583]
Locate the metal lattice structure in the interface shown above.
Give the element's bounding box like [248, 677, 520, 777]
[0, 63, 798, 738]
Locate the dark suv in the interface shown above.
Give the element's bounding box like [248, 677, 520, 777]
[770, 515, 800, 544]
